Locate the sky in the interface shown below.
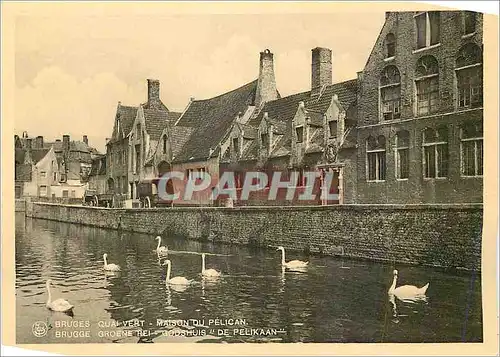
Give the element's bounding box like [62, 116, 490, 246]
[14, 10, 387, 153]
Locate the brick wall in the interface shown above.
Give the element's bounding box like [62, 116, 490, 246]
[15, 199, 26, 212]
[28, 202, 482, 271]
[356, 110, 483, 203]
[358, 11, 483, 126]
[355, 10, 483, 204]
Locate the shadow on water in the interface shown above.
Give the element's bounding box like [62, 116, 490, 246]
[15, 214, 483, 343]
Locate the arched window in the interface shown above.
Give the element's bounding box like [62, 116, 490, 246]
[395, 131, 410, 179]
[422, 126, 448, 178]
[379, 65, 401, 120]
[460, 121, 483, 176]
[415, 55, 439, 115]
[385, 33, 396, 58]
[162, 134, 168, 154]
[366, 135, 386, 181]
[456, 43, 483, 109]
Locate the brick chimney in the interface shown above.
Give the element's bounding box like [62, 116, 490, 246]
[35, 135, 44, 148]
[63, 135, 70, 155]
[24, 138, 33, 164]
[255, 49, 278, 108]
[83, 135, 88, 146]
[311, 47, 332, 97]
[147, 79, 161, 109]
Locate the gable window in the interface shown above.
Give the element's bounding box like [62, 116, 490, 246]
[456, 43, 483, 109]
[261, 132, 269, 153]
[295, 126, 304, 143]
[328, 120, 338, 138]
[40, 171, 47, 178]
[366, 135, 386, 181]
[464, 11, 477, 35]
[135, 145, 140, 173]
[461, 121, 483, 177]
[39, 185, 47, 197]
[415, 11, 440, 49]
[385, 33, 396, 58]
[380, 65, 401, 120]
[186, 168, 194, 181]
[415, 55, 439, 115]
[395, 131, 410, 179]
[162, 135, 167, 154]
[423, 127, 448, 178]
[136, 124, 141, 139]
[232, 137, 239, 157]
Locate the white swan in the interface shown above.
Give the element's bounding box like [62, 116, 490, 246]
[276, 246, 309, 269]
[155, 236, 168, 255]
[103, 253, 121, 272]
[46, 279, 74, 313]
[388, 269, 429, 299]
[163, 260, 191, 286]
[201, 253, 221, 278]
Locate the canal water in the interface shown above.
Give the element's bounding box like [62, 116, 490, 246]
[15, 213, 483, 344]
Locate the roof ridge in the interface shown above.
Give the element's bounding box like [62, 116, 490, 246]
[190, 79, 258, 103]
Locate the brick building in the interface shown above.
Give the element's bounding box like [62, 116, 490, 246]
[106, 79, 180, 206]
[15, 135, 59, 199]
[355, 10, 483, 203]
[220, 47, 358, 205]
[155, 49, 280, 205]
[15, 132, 98, 200]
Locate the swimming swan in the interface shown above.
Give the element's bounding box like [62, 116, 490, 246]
[388, 269, 429, 299]
[46, 279, 74, 313]
[201, 253, 221, 278]
[276, 246, 309, 269]
[103, 253, 121, 272]
[155, 236, 168, 255]
[163, 260, 191, 286]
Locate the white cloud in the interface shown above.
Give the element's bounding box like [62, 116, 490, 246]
[15, 66, 144, 152]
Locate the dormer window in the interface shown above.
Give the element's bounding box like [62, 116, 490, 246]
[116, 118, 120, 134]
[232, 137, 239, 156]
[261, 132, 269, 153]
[295, 126, 304, 143]
[415, 11, 440, 49]
[328, 120, 338, 138]
[385, 33, 396, 58]
[162, 135, 167, 154]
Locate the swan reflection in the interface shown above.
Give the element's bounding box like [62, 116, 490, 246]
[389, 292, 429, 324]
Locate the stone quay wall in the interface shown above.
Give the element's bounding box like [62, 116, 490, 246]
[26, 202, 483, 271]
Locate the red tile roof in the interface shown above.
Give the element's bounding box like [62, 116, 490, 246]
[173, 80, 258, 163]
[144, 109, 170, 141]
[109, 105, 138, 143]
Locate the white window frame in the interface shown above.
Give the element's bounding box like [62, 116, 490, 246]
[395, 136, 409, 180]
[422, 139, 448, 180]
[415, 74, 439, 116]
[455, 63, 483, 110]
[460, 131, 483, 178]
[414, 11, 441, 50]
[379, 82, 402, 121]
[366, 148, 386, 182]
